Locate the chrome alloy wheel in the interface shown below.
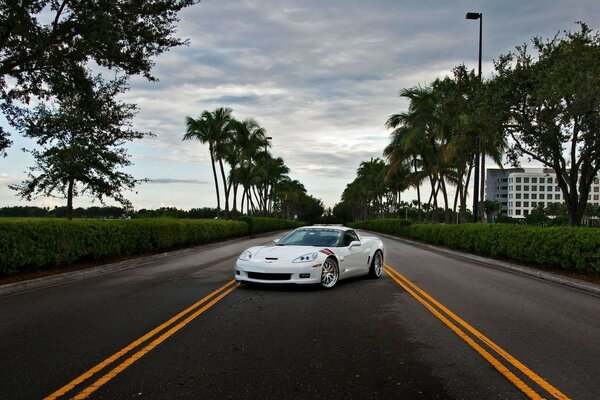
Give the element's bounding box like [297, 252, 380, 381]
[321, 258, 339, 288]
[374, 252, 383, 277]
[370, 251, 383, 278]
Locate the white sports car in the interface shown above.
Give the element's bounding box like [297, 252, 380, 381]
[234, 226, 384, 288]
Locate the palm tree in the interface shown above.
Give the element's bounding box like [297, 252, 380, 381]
[184, 107, 236, 218]
[208, 107, 235, 218]
[227, 118, 268, 213]
[183, 112, 222, 218]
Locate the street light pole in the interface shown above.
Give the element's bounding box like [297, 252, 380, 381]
[466, 12, 482, 223]
[264, 136, 272, 216]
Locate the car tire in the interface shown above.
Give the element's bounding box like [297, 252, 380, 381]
[368, 251, 383, 278]
[321, 257, 339, 289]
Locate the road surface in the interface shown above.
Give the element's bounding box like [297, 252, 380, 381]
[0, 231, 598, 399]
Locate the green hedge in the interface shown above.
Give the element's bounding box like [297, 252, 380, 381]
[237, 216, 304, 235]
[350, 219, 600, 273]
[0, 218, 252, 276]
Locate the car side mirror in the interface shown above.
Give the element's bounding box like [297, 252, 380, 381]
[273, 239, 280, 244]
[349, 240, 361, 248]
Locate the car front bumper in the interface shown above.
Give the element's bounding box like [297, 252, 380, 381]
[235, 259, 323, 284]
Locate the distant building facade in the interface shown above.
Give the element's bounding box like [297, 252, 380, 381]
[485, 168, 600, 218]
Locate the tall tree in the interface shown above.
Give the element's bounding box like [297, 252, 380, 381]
[184, 114, 220, 217]
[10, 75, 148, 219]
[183, 107, 234, 218]
[0, 0, 196, 155]
[495, 23, 600, 225]
[226, 118, 267, 213]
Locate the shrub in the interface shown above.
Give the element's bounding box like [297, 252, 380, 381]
[349, 219, 600, 274]
[0, 218, 248, 276]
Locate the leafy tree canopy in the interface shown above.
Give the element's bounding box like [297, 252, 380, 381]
[9, 74, 150, 218]
[0, 0, 196, 155]
[495, 22, 600, 225]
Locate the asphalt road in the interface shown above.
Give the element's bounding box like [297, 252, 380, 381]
[0, 231, 599, 399]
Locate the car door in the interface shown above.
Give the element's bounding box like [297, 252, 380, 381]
[338, 230, 370, 277]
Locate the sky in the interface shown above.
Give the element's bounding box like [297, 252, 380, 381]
[1, 0, 600, 210]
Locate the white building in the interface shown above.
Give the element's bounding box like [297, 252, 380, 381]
[485, 168, 600, 218]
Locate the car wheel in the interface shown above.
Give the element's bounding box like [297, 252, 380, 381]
[321, 258, 339, 288]
[369, 251, 383, 278]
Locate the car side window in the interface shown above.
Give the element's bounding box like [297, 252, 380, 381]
[342, 231, 359, 246]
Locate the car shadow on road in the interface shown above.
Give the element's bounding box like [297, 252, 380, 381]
[236, 275, 374, 293]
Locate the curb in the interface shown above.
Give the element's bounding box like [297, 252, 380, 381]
[0, 231, 283, 297]
[366, 230, 600, 297]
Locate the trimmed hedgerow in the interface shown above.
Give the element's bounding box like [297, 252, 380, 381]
[349, 219, 600, 273]
[0, 218, 249, 276]
[237, 216, 304, 235]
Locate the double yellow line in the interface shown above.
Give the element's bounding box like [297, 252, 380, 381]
[384, 264, 570, 400]
[45, 280, 239, 400]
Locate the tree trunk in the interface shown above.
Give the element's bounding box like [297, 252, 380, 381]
[209, 144, 221, 218]
[218, 158, 230, 218]
[441, 178, 450, 224]
[66, 177, 75, 220]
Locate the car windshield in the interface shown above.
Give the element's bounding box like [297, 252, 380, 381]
[277, 228, 343, 247]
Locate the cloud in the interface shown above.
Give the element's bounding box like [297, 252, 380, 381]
[145, 178, 209, 185]
[2, 0, 600, 209]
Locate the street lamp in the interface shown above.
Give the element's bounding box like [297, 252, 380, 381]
[264, 136, 272, 216]
[466, 11, 482, 223]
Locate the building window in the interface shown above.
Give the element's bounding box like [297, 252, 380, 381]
[524, 210, 529, 216]
[531, 202, 536, 207]
[539, 186, 544, 191]
[594, 186, 599, 193]
[555, 194, 560, 200]
[547, 186, 552, 192]
[524, 202, 529, 207]
[516, 209, 521, 215]
[516, 201, 521, 207]
[555, 185, 560, 192]
[532, 177, 537, 183]
[516, 185, 521, 191]
[516, 193, 521, 199]
[594, 195, 599, 201]
[540, 177, 545, 183]
[547, 177, 553, 183]
[524, 177, 530, 183]
[516, 177, 522, 183]
[532, 194, 537, 199]
[524, 193, 529, 199]
[524, 185, 530, 191]
[531, 185, 537, 191]
[540, 194, 545, 199]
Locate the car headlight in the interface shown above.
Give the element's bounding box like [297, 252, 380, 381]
[239, 250, 252, 261]
[293, 252, 319, 263]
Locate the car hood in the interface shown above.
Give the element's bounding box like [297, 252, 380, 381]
[252, 245, 325, 262]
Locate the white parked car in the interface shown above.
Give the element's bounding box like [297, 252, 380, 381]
[235, 226, 385, 288]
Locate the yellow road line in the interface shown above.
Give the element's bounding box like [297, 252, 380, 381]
[73, 283, 239, 399]
[384, 265, 555, 400]
[44, 280, 237, 400]
[384, 264, 570, 400]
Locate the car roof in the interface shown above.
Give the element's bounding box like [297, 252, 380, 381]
[299, 225, 352, 232]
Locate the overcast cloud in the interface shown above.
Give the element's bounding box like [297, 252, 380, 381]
[1, 0, 600, 209]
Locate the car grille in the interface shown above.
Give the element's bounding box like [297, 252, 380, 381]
[247, 272, 291, 281]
